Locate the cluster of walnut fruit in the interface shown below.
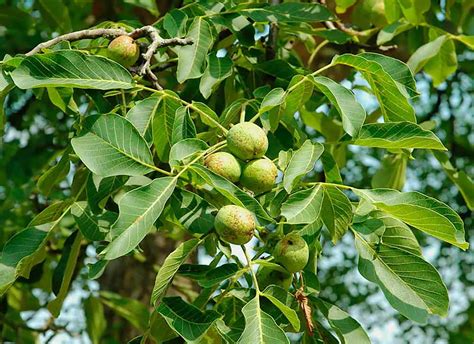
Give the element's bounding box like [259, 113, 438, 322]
[207, 123, 309, 284]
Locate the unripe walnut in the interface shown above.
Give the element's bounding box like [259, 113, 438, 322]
[214, 205, 255, 245]
[226, 122, 268, 160]
[256, 266, 293, 290]
[204, 152, 241, 182]
[107, 36, 140, 67]
[273, 232, 309, 273]
[240, 158, 277, 194]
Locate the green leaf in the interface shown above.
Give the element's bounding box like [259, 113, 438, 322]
[220, 99, 251, 127]
[0, 202, 71, 295]
[354, 231, 448, 323]
[285, 75, 314, 116]
[260, 88, 286, 113]
[163, 9, 188, 37]
[237, 296, 289, 344]
[216, 319, 243, 344]
[178, 264, 210, 279]
[333, 54, 416, 122]
[171, 106, 196, 145]
[321, 150, 342, 184]
[169, 138, 209, 169]
[354, 189, 468, 249]
[313, 76, 366, 137]
[198, 263, 238, 288]
[157, 297, 221, 341]
[71, 201, 111, 241]
[314, 29, 352, 44]
[372, 210, 422, 257]
[190, 101, 221, 129]
[424, 34, 457, 86]
[311, 320, 339, 343]
[29, 201, 72, 226]
[200, 54, 233, 99]
[432, 151, 474, 210]
[169, 189, 214, 234]
[377, 21, 412, 45]
[11, 50, 133, 90]
[372, 153, 407, 190]
[312, 298, 371, 344]
[407, 35, 450, 73]
[321, 186, 353, 243]
[87, 175, 127, 214]
[398, 0, 430, 24]
[0, 228, 48, 296]
[352, 122, 446, 150]
[100, 291, 149, 331]
[151, 238, 201, 305]
[48, 231, 82, 317]
[37, 148, 71, 196]
[241, 2, 333, 23]
[283, 140, 324, 193]
[103, 177, 177, 260]
[358, 52, 417, 97]
[281, 185, 324, 224]
[126, 95, 161, 138]
[176, 17, 214, 83]
[262, 286, 300, 331]
[153, 90, 182, 161]
[84, 296, 106, 344]
[71, 115, 154, 177]
[190, 164, 272, 222]
[47, 87, 78, 113]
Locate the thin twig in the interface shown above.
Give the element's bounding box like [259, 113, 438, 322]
[129, 25, 193, 76]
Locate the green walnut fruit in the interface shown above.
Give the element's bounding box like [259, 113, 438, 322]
[274, 232, 309, 273]
[256, 266, 293, 290]
[107, 35, 140, 67]
[215, 205, 255, 245]
[204, 152, 241, 182]
[226, 122, 268, 160]
[240, 158, 277, 194]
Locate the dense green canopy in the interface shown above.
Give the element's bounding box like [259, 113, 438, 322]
[0, 1, 473, 343]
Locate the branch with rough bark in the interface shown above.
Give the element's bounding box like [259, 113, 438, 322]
[26, 25, 193, 89]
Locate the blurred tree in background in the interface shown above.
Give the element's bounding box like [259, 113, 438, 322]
[0, 0, 473, 343]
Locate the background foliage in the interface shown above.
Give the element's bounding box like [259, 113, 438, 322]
[0, 0, 473, 343]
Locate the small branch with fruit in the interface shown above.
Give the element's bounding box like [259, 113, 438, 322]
[25, 26, 193, 90]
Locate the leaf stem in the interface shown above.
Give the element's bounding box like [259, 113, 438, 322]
[120, 89, 127, 117]
[307, 40, 329, 67]
[148, 164, 174, 176]
[240, 105, 246, 123]
[304, 181, 353, 190]
[242, 245, 260, 293]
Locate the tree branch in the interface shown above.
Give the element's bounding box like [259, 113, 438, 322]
[26, 28, 128, 56]
[25, 25, 193, 90]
